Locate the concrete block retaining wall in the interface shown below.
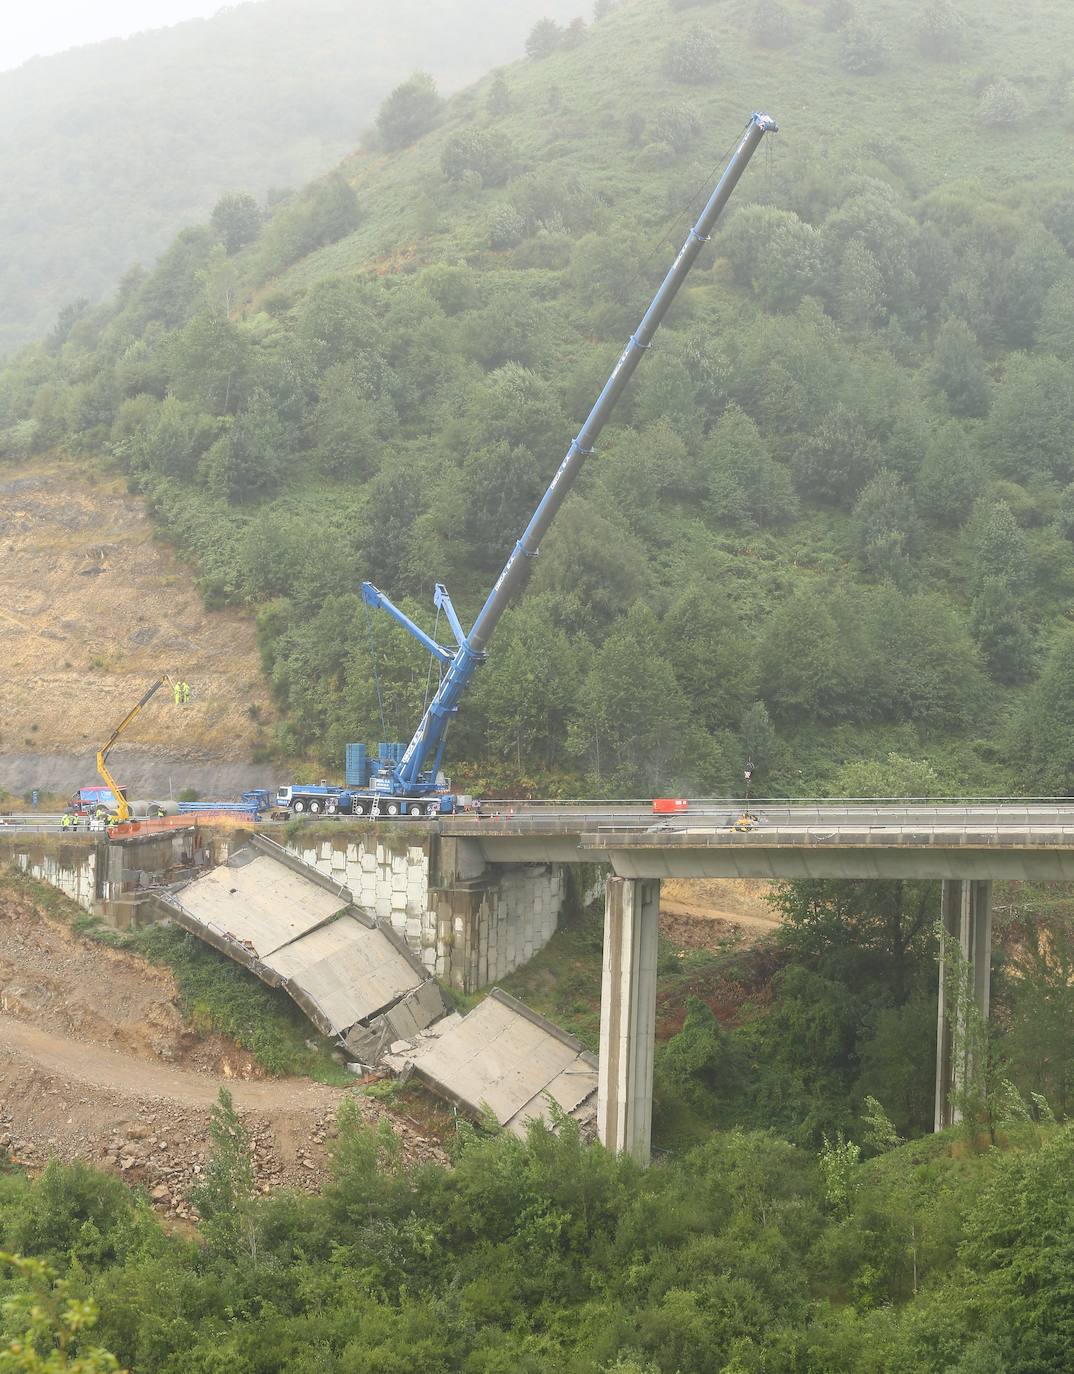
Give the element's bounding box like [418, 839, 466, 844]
[286, 832, 566, 992]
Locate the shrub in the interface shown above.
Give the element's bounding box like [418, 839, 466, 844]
[487, 204, 527, 249]
[375, 72, 442, 151]
[647, 103, 702, 152]
[441, 129, 516, 187]
[822, 0, 854, 30]
[750, 0, 793, 49]
[525, 18, 562, 59]
[977, 78, 1029, 126]
[663, 23, 719, 84]
[917, 1, 966, 60]
[839, 20, 890, 74]
[486, 74, 511, 119]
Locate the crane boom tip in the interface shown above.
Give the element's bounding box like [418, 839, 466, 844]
[752, 112, 779, 133]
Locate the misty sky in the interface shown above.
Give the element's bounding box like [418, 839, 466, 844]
[2, 0, 227, 73]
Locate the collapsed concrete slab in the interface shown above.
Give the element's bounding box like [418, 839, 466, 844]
[159, 834, 446, 1048]
[385, 987, 598, 1137]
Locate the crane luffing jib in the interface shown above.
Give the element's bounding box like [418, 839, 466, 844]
[361, 112, 778, 798]
[96, 674, 174, 822]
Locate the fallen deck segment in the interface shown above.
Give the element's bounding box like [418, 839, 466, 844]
[386, 988, 598, 1137]
[160, 836, 445, 1044]
[170, 851, 347, 957]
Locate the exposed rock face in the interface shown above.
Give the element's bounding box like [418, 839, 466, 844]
[0, 460, 275, 798]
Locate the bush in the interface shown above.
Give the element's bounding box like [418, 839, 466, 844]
[977, 78, 1029, 126]
[917, 1, 966, 60]
[525, 18, 562, 59]
[663, 24, 719, 84]
[822, 0, 854, 30]
[487, 204, 527, 249]
[441, 129, 516, 187]
[210, 192, 262, 254]
[839, 21, 890, 74]
[647, 103, 702, 152]
[750, 0, 793, 49]
[486, 74, 511, 119]
[375, 72, 442, 151]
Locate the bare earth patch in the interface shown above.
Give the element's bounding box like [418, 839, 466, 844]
[0, 457, 275, 796]
[0, 885, 445, 1217]
[660, 878, 781, 953]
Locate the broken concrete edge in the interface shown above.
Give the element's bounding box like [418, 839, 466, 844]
[251, 833, 433, 986]
[377, 917, 435, 983]
[249, 832, 354, 904]
[487, 986, 599, 1065]
[404, 1059, 482, 1124]
[272, 972, 340, 1041]
[403, 1063, 594, 1138]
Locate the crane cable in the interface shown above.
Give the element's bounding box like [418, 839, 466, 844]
[363, 598, 388, 737]
[421, 600, 443, 715]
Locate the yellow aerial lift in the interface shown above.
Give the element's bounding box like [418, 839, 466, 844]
[96, 674, 176, 823]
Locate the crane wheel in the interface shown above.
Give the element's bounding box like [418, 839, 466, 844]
[425, 802, 440, 816]
[308, 800, 323, 815]
[385, 802, 400, 816]
[292, 799, 306, 813]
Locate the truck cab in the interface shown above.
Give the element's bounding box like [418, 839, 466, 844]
[274, 784, 341, 815]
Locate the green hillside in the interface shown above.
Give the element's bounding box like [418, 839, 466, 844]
[0, 0, 584, 354]
[5, 0, 1074, 798]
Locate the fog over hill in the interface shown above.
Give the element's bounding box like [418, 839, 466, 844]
[0, 0, 584, 352]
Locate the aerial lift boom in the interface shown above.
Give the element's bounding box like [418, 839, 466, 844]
[360, 112, 778, 803]
[96, 674, 174, 822]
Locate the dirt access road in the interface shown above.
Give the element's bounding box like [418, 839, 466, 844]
[660, 878, 781, 953]
[0, 881, 443, 1217]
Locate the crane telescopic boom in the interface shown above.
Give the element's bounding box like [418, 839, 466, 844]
[96, 674, 174, 822]
[359, 112, 778, 803]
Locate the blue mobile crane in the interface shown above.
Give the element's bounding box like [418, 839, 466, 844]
[277, 113, 778, 819]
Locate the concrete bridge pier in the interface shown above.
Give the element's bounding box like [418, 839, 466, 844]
[934, 878, 993, 1131]
[597, 875, 660, 1163]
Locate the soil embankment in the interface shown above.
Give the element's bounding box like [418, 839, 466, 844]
[0, 883, 444, 1216]
[660, 878, 780, 953]
[0, 459, 275, 799]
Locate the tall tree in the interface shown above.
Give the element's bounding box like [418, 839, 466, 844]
[376, 72, 443, 151]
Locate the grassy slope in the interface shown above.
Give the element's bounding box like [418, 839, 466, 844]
[0, 867, 348, 1082]
[286, 0, 1074, 286]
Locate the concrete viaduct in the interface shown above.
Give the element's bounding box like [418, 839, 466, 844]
[442, 802, 1074, 1161]
[6, 801, 1074, 1162]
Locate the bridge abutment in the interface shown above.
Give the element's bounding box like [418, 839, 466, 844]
[597, 875, 660, 1164]
[935, 877, 993, 1131]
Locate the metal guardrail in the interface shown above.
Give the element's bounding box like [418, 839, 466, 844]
[446, 806, 1074, 832]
